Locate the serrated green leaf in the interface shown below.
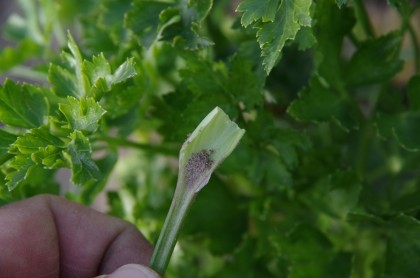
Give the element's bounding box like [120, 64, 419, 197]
[97, 0, 132, 44]
[83, 55, 136, 98]
[9, 126, 65, 155]
[184, 53, 262, 109]
[5, 155, 37, 191]
[155, 54, 262, 140]
[31, 145, 66, 169]
[0, 79, 48, 128]
[67, 32, 90, 98]
[255, 0, 312, 73]
[109, 58, 137, 84]
[83, 53, 112, 85]
[3, 126, 63, 188]
[50, 32, 107, 99]
[227, 55, 264, 109]
[294, 26, 316, 50]
[126, 0, 213, 49]
[75, 151, 118, 205]
[314, 2, 355, 88]
[0, 129, 17, 156]
[161, 22, 214, 49]
[288, 78, 359, 131]
[50, 41, 136, 100]
[59, 97, 106, 133]
[125, 1, 173, 48]
[64, 130, 101, 186]
[101, 83, 142, 119]
[344, 33, 403, 87]
[48, 64, 78, 98]
[236, 0, 280, 27]
[187, 0, 213, 23]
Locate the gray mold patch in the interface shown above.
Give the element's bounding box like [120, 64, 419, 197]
[185, 149, 214, 188]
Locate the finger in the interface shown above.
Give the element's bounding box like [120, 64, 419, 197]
[0, 194, 153, 278]
[95, 264, 160, 278]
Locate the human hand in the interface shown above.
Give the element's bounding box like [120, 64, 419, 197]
[0, 194, 160, 278]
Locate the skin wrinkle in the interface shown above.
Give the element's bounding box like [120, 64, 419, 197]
[45, 196, 61, 276]
[0, 194, 153, 278]
[48, 195, 101, 277]
[53, 200, 102, 277]
[98, 224, 153, 274]
[98, 223, 130, 274]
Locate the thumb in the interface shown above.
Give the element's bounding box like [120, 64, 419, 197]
[96, 264, 161, 278]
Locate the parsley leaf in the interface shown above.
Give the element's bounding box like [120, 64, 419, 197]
[64, 131, 101, 186]
[59, 97, 106, 134]
[49, 33, 136, 100]
[236, 0, 280, 27]
[344, 33, 403, 86]
[0, 80, 48, 128]
[5, 156, 37, 191]
[237, 0, 312, 73]
[288, 78, 359, 131]
[9, 126, 66, 155]
[126, 0, 213, 49]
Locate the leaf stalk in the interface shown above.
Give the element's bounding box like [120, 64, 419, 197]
[149, 183, 196, 276]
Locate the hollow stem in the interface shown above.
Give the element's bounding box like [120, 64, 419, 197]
[149, 184, 196, 276]
[148, 107, 245, 276]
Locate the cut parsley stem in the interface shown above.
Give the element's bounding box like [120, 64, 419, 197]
[149, 185, 195, 275]
[149, 107, 245, 276]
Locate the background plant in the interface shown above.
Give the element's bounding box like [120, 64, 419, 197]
[1, 0, 420, 277]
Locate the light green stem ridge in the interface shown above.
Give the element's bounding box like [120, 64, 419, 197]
[149, 185, 195, 276]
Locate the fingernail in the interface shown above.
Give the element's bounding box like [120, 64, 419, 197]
[101, 264, 160, 278]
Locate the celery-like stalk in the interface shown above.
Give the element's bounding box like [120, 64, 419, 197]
[149, 107, 245, 276]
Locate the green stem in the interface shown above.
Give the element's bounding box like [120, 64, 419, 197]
[150, 185, 196, 276]
[353, 0, 375, 38]
[408, 23, 420, 74]
[94, 136, 177, 155]
[9, 66, 48, 82]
